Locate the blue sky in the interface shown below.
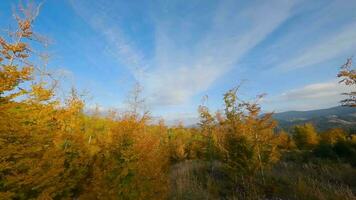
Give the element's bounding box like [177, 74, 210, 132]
[1, 0, 355, 123]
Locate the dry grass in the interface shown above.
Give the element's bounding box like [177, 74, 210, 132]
[266, 162, 356, 200]
[168, 160, 356, 200]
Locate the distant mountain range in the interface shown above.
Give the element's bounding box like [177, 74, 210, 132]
[272, 106, 356, 132]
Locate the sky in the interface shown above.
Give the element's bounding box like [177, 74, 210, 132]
[0, 0, 355, 124]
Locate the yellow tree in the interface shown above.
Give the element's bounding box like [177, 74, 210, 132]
[0, 5, 37, 99]
[217, 88, 280, 185]
[198, 96, 220, 162]
[276, 130, 295, 150]
[320, 128, 347, 145]
[0, 3, 92, 199]
[79, 112, 169, 200]
[0, 3, 47, 198]
[292, 123, 319, 150]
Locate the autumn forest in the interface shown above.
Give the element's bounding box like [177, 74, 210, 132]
[1, 2, 356, 200]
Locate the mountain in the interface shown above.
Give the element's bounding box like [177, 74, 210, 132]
[273, 106, 356, 132]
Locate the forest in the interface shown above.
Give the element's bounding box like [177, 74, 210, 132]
[1, 2, 356, 200]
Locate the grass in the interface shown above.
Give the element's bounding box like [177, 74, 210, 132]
[168, 159, 356, 200]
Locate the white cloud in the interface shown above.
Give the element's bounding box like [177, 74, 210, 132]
[263, 80, 352, 112]
[276, 22, 356, 71]
[154, 112, 199, 126]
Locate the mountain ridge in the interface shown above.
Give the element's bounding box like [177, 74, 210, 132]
[272, 106, 356, 132]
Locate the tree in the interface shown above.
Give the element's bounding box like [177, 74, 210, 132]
[126, 82, 149, 121]
[292, 123, 319, 150]
[276, 130, 296, 150]
[198, 95, 220, 162]
[320, 128, 347, 145]
[217, 88, 280, 185]
[337, 57, 356, 107]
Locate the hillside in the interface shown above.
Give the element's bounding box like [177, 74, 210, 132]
[273, 106, 356, 131]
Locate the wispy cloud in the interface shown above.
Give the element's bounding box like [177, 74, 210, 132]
[70, 0, 297, 107]
[69, 0, 354, 116]
[263, 80, 351, 111]
[275, 22, 356, 71]
[69, 0, 147, 80]
[145, 0, 297, 106]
